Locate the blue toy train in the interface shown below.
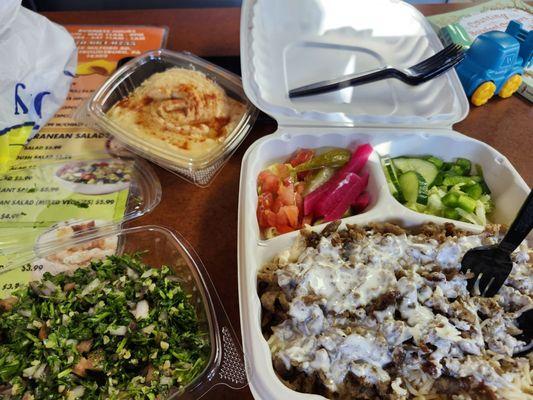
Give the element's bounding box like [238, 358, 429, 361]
[455, 21, 532, 106]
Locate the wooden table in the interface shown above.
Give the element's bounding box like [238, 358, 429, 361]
[44, 4, 532, 400]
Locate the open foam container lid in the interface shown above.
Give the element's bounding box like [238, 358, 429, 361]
[240, 0, 469, 128]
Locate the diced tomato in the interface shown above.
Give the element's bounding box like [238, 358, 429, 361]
[256, 192, 274, 228]
[288, 149, 314, 167]
[258, 192, 273, 209]
[294, 182, 305, 195]
[272, 197, 283, 213]
[257, 161, 313, 237]
[257, 210, 269, 228]
[295, 192, 304, 219]
[258, 170, 280, 194]
[275, 207, 290, 227]
[277, 183, 296, 206]
[265, 210, 278, 227]
[276, 225, 296, 234]
[282, 205, 300, 228]
[282, 176, 293, 186]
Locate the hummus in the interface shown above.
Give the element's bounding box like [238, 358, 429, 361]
[106, 68, 246, 159]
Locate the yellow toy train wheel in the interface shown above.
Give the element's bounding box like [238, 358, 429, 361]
[498, 74, 522, 98]
[471, 81, 496, 106]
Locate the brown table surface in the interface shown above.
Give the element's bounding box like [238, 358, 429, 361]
[44, 4, 532, 400]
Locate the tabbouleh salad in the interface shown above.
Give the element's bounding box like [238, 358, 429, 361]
[0, 254, 210, 399]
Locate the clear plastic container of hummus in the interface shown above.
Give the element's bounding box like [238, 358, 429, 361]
[76, 49, 259, 187]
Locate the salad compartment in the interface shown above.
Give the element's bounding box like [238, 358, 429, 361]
[238, 127, 530, 400]
[373, 133, 528, 228]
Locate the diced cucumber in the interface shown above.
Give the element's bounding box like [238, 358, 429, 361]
[480, 180, 491, 195]
[382, 157, 404, 202]
[398, 171, 428, 205]
[432, 171, 444, 187]
[443, 208, 460, 220]
[407, 202, 427, 212]
[385, 155, 493, 225]
[442, 175, 477, 187]
[382, 163, 397, 197]
[457, 195, 477, 213]
[393, 157, 439, 186]
[392, 191, 404, 203]
[442, 191, 459, 207]
[464, 183, 482, 200]
[427, 193, 443, 212]
[455, 158, 472, 175]
[475, 164, 491, 194]
[425, 156, 444, 169]
[449, 164, 466, 175]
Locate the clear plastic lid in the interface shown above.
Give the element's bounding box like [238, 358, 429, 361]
[240, 0, 469, 128]
[77, 49, 259, 187]
[0, 155, 161, 267]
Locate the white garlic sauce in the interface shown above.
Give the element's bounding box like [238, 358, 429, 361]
[266, 229, 532, 393]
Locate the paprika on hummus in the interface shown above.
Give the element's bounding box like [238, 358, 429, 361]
[106, 68, 246, 159]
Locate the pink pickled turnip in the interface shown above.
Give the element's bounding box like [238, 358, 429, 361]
[352, 191, 370, 213]
[303, 171, 346, 216]
[320, 172, 369, 221]
[338, 143, 373, 175]
[303, 143, 373, 217]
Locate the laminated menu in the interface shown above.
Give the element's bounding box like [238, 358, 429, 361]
[0, 25, 167, 297]
[16, 25, 168, 166]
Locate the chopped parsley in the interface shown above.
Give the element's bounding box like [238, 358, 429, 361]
[0, 254, 210, 399]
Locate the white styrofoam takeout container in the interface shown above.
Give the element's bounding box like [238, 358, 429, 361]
[236, 1, 530, 399]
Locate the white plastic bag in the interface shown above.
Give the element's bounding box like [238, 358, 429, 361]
[0, 0, 76, 172]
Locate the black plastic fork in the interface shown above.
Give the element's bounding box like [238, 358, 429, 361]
[461, 190, 533, 297]
[288, 43, 465, 98]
